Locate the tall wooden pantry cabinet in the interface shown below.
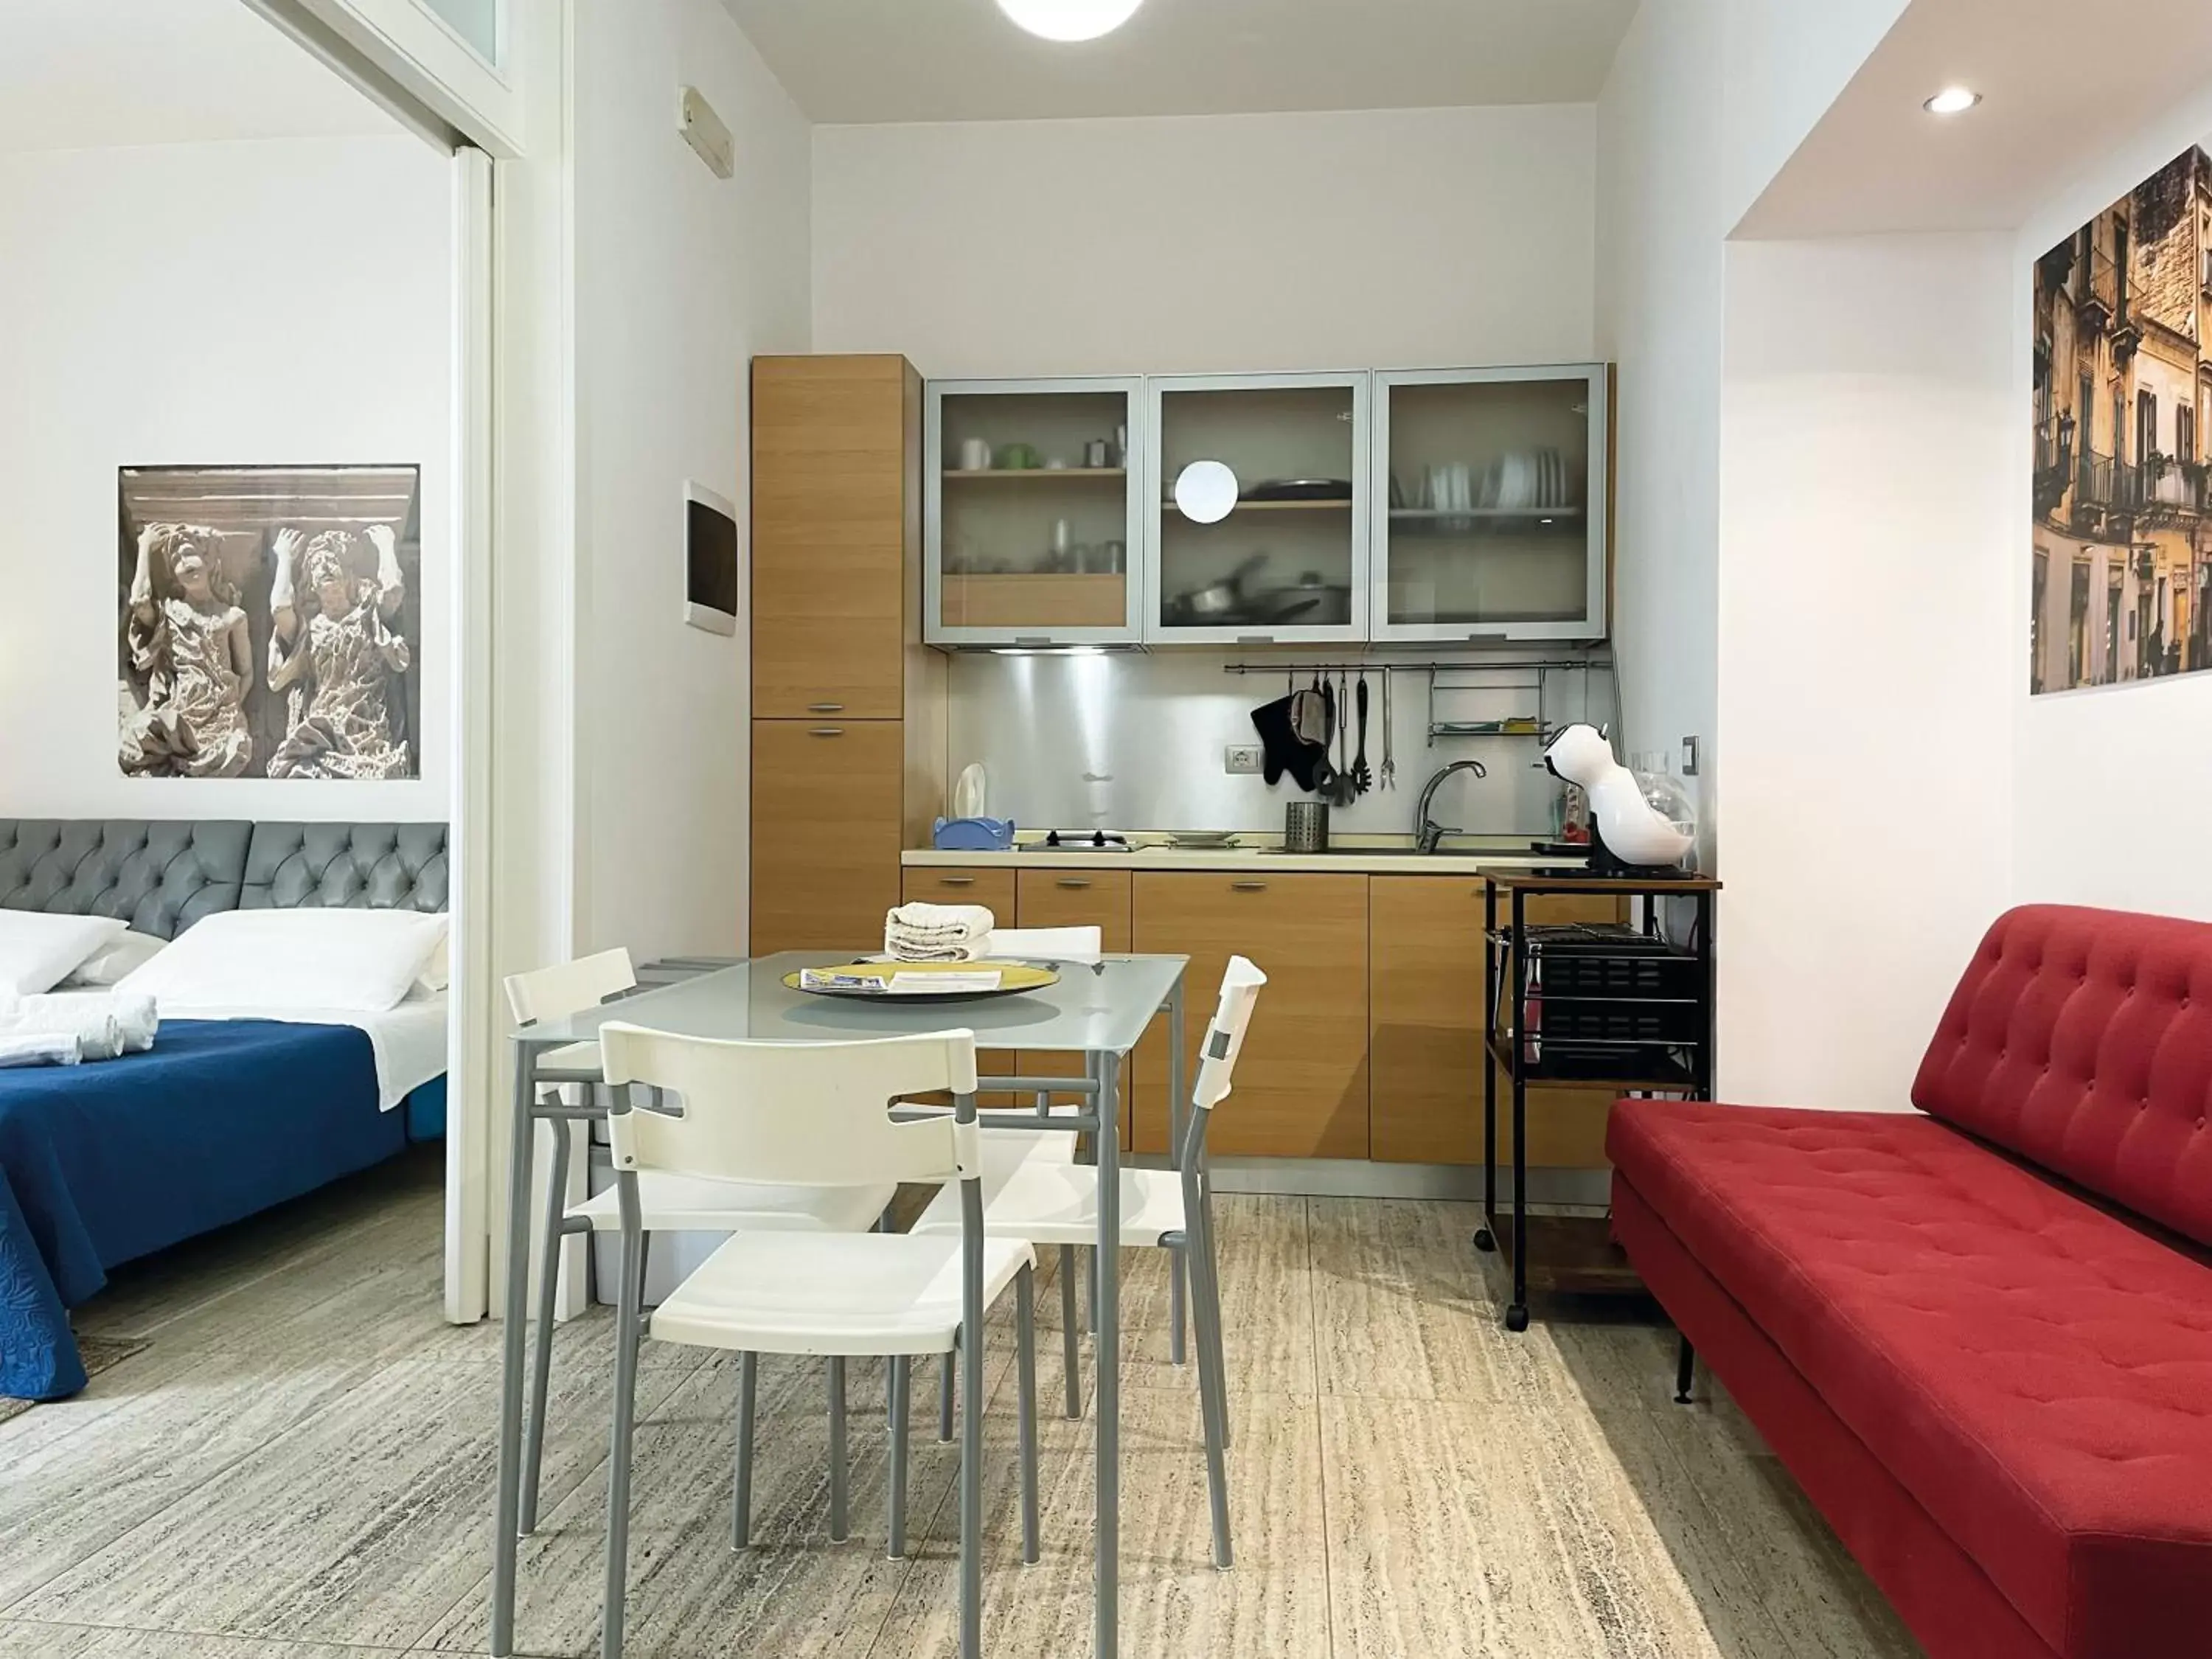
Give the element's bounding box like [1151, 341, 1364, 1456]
[748, 355, 944, 953]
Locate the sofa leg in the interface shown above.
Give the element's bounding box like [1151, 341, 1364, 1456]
[1674, 1334, 1696, 1405]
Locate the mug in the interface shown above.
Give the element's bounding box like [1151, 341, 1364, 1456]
[956, 437, 992, 471]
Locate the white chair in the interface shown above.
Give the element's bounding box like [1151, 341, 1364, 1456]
[504, 950, 895, 1536]
[911, 954, 1265, 1570]
[595, 1025, 1040, 1659]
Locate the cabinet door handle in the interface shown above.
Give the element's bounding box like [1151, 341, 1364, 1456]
[807, 727, 845, 737]
[939, 875, 976, 887]
[1230, 880, 1267, 892]
[807, 701, 846, 713]
[1055, 877, 1093, 890]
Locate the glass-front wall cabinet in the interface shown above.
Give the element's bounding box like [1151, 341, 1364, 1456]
[925, 378, 1145, 645]
[1371, 366, 1607, 641]
[1146, 372, 1368, 644]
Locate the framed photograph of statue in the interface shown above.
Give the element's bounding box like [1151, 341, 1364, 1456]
[116, 465, 423, 780]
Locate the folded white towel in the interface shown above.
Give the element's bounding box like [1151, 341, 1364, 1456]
[0, 992, 158, 1060]
[885, 902, 998, 964]
[0, 1032, 81, 1068]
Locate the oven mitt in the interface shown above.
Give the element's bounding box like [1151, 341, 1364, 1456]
[1251, 696, 1327, 791]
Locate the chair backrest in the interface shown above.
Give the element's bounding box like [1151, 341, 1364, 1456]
[986, 925, 1103, 961]
[598, 1023, 982, 1189]
[505, 947, 636, 1027]
[1192, 956, 1266, 1115]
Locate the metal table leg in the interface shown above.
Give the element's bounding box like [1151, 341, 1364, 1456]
[490, 1041, 538, 1658]
[1166, 981, 1186, 1366]
[1093, 1046, 1121, 1659]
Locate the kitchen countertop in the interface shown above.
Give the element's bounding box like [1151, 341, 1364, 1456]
[902, 841, 1585, 877]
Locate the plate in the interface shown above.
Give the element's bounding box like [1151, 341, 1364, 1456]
[785, 960, 1060, 1004]
[1166, 830, 1239, 848]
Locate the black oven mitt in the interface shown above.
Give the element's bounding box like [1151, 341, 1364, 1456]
[1251, 695, 1326, 791]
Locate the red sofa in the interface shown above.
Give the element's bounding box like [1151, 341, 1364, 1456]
[1608, 905, 2212, 1659]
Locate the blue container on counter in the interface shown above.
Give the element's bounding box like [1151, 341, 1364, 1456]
[932, 816, 1018, 852]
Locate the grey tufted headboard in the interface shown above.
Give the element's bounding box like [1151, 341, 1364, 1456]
[0, 820, 448, 937]
[241, 823, 448, 914]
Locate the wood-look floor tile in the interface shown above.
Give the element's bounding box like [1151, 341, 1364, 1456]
[1312, 1197, 1562, 1402]
[0, 1622, 412, 1658]
[12, 1357, 683, 1650]
[875, 1387, 1330, 1659]
[422, 1357, 964, 1659]
[1112, 1195, 1316, 1397]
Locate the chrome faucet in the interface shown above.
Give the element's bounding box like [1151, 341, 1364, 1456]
[1414, 759, 1489, 854]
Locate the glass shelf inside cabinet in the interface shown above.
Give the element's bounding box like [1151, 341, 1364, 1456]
[1382, 376, 1590, 628]
[1157, 383, 1357, 633]
[939, 389, 1133, 633]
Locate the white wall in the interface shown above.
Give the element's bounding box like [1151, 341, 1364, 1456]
[571, 0, 811, 963]
[2011, 88, 2212, 922]
[812, 104, 1596, 376]
[0, 134, 452, 821]
[1719, 0, 1909, 230]
[1717, 233, 2017, 1108]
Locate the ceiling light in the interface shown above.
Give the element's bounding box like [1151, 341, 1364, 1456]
[995, 0, 1145, 43]
[1924, 86, 1981, 116]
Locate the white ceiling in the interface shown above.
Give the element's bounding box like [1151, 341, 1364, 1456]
[1737, 0, 2212, 237]
[0, 0, 392, 155]
[722, 0, 1641, 124]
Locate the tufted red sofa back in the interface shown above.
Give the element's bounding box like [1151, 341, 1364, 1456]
[1913, 904, 2212, 1247]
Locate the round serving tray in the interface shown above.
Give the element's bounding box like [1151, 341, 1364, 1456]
[785, 960, 1060, 1004]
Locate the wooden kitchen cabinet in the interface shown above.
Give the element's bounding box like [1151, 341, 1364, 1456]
[1369, 877, 1625, 1167]
[751, 720, 907, 954]
[900, 866, 1018, 1102]
[1133, 872, 1369, 1160]
[752, 355, 921, 720]
[1015, 869, 1136, 1147]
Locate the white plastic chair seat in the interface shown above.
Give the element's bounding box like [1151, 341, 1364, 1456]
[567, 1172, 894, 1234]
[650, 1229, 1037, 1357]
[911, 1161, 1189, 1250]
[538, 1040, 601, 1075]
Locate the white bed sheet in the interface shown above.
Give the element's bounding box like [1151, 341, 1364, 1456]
[35, 987, 448, 1110]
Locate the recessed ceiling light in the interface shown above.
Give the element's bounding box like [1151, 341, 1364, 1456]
[1924, 86, 1982, 116]
[996, 0, 1145, 43]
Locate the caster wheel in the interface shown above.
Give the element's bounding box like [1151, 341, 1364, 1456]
[1504, 1304, 1530, 1334]
[1472, 1227, 1496, 1253]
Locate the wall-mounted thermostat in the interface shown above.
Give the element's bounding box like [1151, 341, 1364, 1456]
[678, 86, 734, 178]
[683, 481, 738, 636]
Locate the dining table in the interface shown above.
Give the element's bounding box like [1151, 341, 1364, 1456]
[487, 948, 1192, 1659]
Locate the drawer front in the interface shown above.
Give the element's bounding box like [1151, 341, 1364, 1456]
[1133, 872, 1369, 1160]
[749, 719, 904, 955]
[902, 866, 1020, 1101]
[1015, 869, 1135, 1147]
[1370, 877, 1621, 1166]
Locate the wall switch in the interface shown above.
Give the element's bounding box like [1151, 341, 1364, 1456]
[1680, 736, 1700, 778]
[1224, 744, 1264, 776]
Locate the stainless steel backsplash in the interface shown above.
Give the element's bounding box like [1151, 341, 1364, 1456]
[943, 649, 1617, 835]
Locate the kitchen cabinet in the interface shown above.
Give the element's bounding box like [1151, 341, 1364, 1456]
[1015, 869, 1136, 1147]
[751, 355, 944, 956]
[753, 721, 908, 953]
[925, 378, 1147, 647]
[1368, 877, 1624, 1166]
[902, 866, 1018, 1105]
[1369, 365, 1610, 643]
[1132, 871, 1368, 1159]
[1143, 372, 1371, 646]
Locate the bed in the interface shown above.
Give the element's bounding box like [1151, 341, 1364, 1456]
[0, 819, 448, 1400]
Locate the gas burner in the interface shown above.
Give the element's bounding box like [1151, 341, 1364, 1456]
[1040, 830, 1133, 852]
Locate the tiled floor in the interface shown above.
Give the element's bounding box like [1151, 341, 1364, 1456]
[0, 1151, 1924, 1658]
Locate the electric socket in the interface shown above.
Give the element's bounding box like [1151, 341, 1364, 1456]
[1680, 736, 1700, 777]
[1224, 744, 1264, 776]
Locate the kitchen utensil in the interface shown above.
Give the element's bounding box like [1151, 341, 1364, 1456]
[1172, 459, 1239, 524]
[952, 762, 988, 820]
[932, 815, 1017, 852]
[1311, 674, 1340, 798]
[1084, 439, 1111, 468]
[1292, 672, 1326, 745]
[786, 960, 1057, 1004]
[1251, 689, 1326, 790]
[1325, 670, 1360, 807]
[955, 437, 992, 471]
[1380, 670, 1397, 790]
[1284, 801, 1330, 853]
[1169, 552, 1268, 623]
[1100, 539, 1126, 574]
[1166, 830, 1239, 849]
[1352, 673, 1372, 794]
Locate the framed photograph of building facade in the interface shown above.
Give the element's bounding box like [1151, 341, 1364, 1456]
[2032, 147, 2212, 693]
[116, 464, 423, 779]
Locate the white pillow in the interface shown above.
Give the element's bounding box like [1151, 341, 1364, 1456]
[60, 929, 169, 987]
[0, 910, 129, 995]
[117, 907, 451, 1013]
[417, 930, 451, 993]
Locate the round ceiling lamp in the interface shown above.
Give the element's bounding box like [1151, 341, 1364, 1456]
[995, 0, 1146, 43]
[1923, 86, 1982, 116]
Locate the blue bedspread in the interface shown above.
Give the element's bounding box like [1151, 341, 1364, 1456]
[0, 1019, 407, 1400]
